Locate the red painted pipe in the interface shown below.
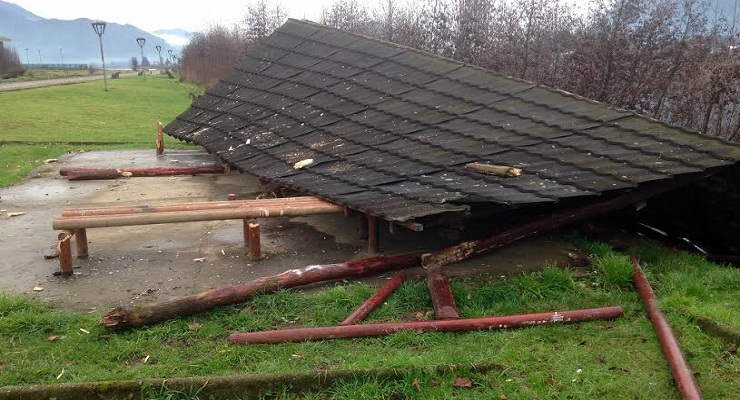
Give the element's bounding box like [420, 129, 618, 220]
[339, 271, 406, 326]
[631, 257, 702, 400]
[228, 306, 623, 344]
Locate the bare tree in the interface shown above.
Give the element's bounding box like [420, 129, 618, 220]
[244, 0, 288, 41]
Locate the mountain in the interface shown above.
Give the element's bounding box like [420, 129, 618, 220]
[153, 29, 192, 47]
[0, 0, 185, 67]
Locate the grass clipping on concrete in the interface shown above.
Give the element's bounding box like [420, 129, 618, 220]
[0, 240, 738, 399]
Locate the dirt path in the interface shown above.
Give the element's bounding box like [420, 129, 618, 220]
[0, 149, 576, 313]
[0, 72, 137, 92]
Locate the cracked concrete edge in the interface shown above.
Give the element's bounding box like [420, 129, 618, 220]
[0, 362, 500, 400]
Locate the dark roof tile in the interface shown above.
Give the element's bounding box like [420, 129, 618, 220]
[165, 19, 740, 224]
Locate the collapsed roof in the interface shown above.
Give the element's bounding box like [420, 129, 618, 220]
[165, 19, 740, 226]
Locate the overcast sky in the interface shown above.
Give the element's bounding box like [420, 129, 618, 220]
[7, 0, 595, 34]
[6, 0, 337, 32]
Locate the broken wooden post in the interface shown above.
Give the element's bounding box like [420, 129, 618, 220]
[368, 215, 379, 253]
[631, 257, 702, 400]
[228, 306, 624, 344]
[248, 219, 261, 260]
[58, 231, 73, 276]
[100, 252, 423, 330]
[74, 228, 88, 259]
[465, 162, 522, 177]
[227, 194, 237, 201]
[155, 121, 164, 156]
[425, 265, 460, 320]
[339, 271, 406, 326]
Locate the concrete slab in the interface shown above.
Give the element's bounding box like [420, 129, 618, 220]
[0, 149, 577, 313]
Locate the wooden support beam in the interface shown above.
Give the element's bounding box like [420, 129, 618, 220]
[339, 271, 406, 326]
[368, 215, 379, 253]
[425, 266, 460, 320]
[248, 220, 261, 260]
[58, 231, 73, 276]
[61, 166, 225, 180]
[228, 306, 624, 344]
[54, 199, 344, 230]
[74, 228, 88, 259]
[61, 196, 325, 217]
[100, 252, 423, 329]
[357, 214, 368, 239]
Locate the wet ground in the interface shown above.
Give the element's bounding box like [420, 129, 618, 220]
[0, 149, 578, 312]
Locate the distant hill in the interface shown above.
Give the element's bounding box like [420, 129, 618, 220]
[0, 0, 186, 67]
[153, 29, 191, 47]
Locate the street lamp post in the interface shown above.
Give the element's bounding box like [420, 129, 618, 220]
[60, 47, 64, 66]
[155, 45, 162, 67]
[24, 48, 29, 65]
[37, 50, 42, 64]
[168, 49, 173, 64]
[91, 21, 108, 91]
[136, 37, 146, 70]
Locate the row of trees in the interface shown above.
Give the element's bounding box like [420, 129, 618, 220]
[180, 0, 740, 141]
[0, 46, 25, 79]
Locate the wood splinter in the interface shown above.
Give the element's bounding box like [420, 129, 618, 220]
[465, 162, 522, 177]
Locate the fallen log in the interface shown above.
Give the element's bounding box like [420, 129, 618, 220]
[228, 306, 624, 344]
[631, 257, 702, 400]
[61, 166, 225, 180]
[100, 253, 423, 330]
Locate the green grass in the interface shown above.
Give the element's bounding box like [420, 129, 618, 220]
[1, 240, 737, 399]
[1, 69, 101, 83]
[0, 74, 201, 186]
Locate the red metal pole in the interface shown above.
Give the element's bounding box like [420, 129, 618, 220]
[426, 266, 459, 319]
[631, 257, 702, 400]
[229, 306, 624, 344]
[339, 271, 406, 326]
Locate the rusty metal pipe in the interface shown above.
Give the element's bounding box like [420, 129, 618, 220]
[228, 306, 624, 344]
[339, 271, 406, 326]
[631, 257, 702, 400]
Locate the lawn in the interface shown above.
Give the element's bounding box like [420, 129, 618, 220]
[0, 74, 201, 186]
[0, 240, 737, 399]
[0, 73, 737, 399]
